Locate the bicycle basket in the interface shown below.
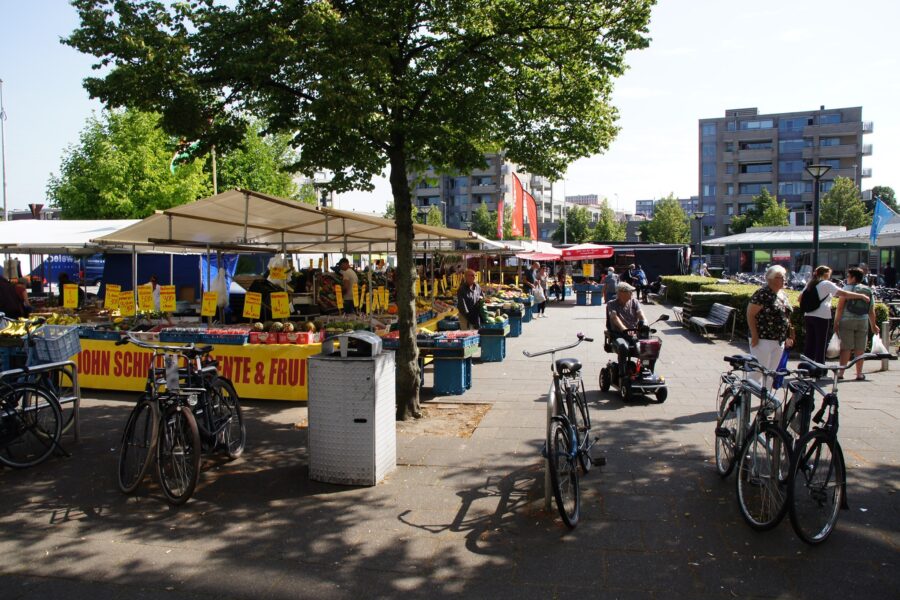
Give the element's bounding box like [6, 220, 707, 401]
[637, 339, 661, 360]
[31, 325, 82, 363]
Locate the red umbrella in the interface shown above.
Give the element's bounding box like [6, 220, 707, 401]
[560, 243, 615, 260]
[515, 250, 562, 262]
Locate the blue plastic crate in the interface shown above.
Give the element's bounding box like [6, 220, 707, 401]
[576, 291, 588, 306]
[464, 357, 472, 389]
[77, 326, 123, 341]
[590, 292, 604, 306]
[480, 335, 506, 362]
[433, 335, 478, 349]
[507, 315, 522, 337]
[159, 331, 204, 344]
[522, 304, 533, 323]
[433, 358, 468, 395]
[198, 333, 248, 345]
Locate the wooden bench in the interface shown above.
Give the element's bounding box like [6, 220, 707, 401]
[688, 302, 736, 341]
[647, 284, 667, 304]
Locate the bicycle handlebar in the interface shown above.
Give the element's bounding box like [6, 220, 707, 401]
[523, 333, 593, 358]
[798, 352, 896, 373]
[116, 331, 200, 354]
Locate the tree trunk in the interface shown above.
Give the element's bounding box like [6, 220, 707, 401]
[388, 144, 420, 420]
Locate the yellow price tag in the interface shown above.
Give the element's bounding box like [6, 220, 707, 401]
[201, 292, 218, 317]
[423, 279, 429, 297]
[335, 285, 344, 308]
[352, 283, 360, 308]
[583, 263, 594, 277]
[270, 291, 290, 319]
[119, 291, 136, 317]
[309, 259, 314, 269]
[515, 276, 519, 288]
[104, 284, 120, 310]
[269, 266, 287, 280]
[377, 287, 386, 311]
[63, 284, 79, 308]
[243, 291, 262, 320]
[159, 285, 177, 312]
[137, 285, 154, 313]
[319, 258, 324, 269]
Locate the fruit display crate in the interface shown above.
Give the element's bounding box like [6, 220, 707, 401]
[432, 334, 479, 349]
[77, 326, 123, 341]
[507, 315, 522, 337]
[432, 357, 473, 395]
[32, 325, 82, 363]
[479, 335, 506, 362]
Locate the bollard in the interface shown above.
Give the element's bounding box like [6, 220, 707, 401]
[881, 320, 890, 371]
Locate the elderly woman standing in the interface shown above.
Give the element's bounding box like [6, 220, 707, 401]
[747, 265, 795, 378]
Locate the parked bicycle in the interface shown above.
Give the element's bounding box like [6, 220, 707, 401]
[787, 352, 895, 544]
[115, 332, 245, 505]
[523, 333, 601, 528]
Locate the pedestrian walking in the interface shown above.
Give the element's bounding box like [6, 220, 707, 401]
[603, 267, 618, 303]
[534, 266, 548, 317]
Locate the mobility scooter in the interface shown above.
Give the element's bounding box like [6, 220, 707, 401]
[599, 314, 669, 402]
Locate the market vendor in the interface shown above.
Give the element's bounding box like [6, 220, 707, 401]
[0, 273, 27, 318]
[456, 268, 483, 330]
[149, 274, 161, 311]
[338, 257, 358, 314]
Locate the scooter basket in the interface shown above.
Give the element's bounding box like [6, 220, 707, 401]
[637, 339, 661, 360]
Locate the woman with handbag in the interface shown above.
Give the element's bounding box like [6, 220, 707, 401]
[801, 265, 869, 363]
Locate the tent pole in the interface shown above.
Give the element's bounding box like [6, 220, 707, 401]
[242, 191, 250, 243]
[131, 245, 137, 296]
[206, 244, 212, 326]
[367, 242, 373, 314]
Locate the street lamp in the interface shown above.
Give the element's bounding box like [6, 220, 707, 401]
[439, 200, 447, 227]
[692, 211, 706, 264]
[805, 164, 832, 268]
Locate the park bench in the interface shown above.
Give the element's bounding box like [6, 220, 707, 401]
[687, 302, 736, 341]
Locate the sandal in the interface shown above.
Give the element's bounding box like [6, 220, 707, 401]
[855, 374, 866, 381]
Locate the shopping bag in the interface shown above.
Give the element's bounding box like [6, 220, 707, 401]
[870, 334, 889, 355]
[772, 349, 789, 390]
[825, 333, 841, 359]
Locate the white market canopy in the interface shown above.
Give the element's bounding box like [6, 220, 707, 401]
[93, 189, 477, 254]
[0, 219, 139, 255]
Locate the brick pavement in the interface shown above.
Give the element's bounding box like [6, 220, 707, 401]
[1, 299, 898, 599]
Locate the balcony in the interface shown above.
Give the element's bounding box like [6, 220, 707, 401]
[862, 144, 873, 156]
[413, 187, 441, 197]
[738, 148, 775, 161]
[807, 121, 861, 136]
[861, 168, 872, 178]
[804, 144, 859, 159]
[862, 121, 874, 133]
[470, 184, 498, 194]
[736, 171, 772, 183]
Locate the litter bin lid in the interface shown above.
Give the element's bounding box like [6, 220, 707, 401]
[321, 330, 383, 357]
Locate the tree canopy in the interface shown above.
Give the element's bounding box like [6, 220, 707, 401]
[642, 195, 690, 243]
[592, 202, 626, 242]
[551, 205, 593, 243]
[821, 176, 871, 229]
[470, 202, 496, 238]
[728, 188, 788, 234]
[68, 0, 654, 419]
[869, 185, 898, 213]
[47, 108, 210, 219]
[425, 204, 444, 227]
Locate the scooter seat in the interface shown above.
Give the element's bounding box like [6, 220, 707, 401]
[556, 358, 582, 375]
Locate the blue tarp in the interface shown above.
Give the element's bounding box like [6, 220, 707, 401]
[101, 254, 202, 300]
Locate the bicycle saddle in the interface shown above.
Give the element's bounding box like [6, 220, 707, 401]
[556, 358, 582, 375]
[183, 345, 214, 359]
[796, 361, 827, 380]
[724, 354, 757, 368]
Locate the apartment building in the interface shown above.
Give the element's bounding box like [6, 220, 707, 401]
[699, 106, 872, 237]
[634, 196, 699, 218]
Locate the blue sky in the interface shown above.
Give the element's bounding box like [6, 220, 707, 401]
[1, 0, 898, 216]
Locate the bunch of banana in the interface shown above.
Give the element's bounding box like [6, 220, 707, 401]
[44, 313, 80, 325]
[0, 319, 29, 338]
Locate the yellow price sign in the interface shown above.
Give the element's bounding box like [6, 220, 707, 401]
[270, 291, 290, 319]
[582, 263, 594, 277]
[243, 291, 262, 320]
[201, 292, 218, 317]
[63, 284, 79, 308]
[309, 259, 314, 269]
[376, 287, 386, 311]
[335, 284, 344, 308]
[319, 258, 324, 269]
[269, 266, 287, 280]
[159, 285, 177, 312]
[352, 283, 360, 308]
[515, 275, 519, 288]
[104, 284, 120, 310]
[137, 285, 154, 313]
[119, 291, 136, 317]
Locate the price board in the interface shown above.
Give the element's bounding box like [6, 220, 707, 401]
[352, 283, 360, 308]
[119, 291, 136, 317]
[270, 291, 290, 319]
[582, 263, 594, 277]
[137, 285, 154, 313]
[201, 292, 218, 317]
[159, 285, 177, 312]
[104, 284, 121, 310]
[243, 291, 262, 320]
[63, 284, 79, 308]
[269, 266, 287, 280]
[334, 285, 344, 308]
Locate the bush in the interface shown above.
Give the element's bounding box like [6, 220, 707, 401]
[659, 275, 717, 304]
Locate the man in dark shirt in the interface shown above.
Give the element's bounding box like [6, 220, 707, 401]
[0, 275, 27, 318]
[456, 269, 483, 330]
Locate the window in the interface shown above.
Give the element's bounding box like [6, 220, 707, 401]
[819, 159, 841, 170]
[740, 119, 774, 130]
[727, 121, 736, 132]
[702, 142, 716, 157]
[819, 114, 841, 125]
[820, 181, 834, 193]
[740, 140, 772, 150]
[726, 183, 734, 196]
[739, 182, 772, 195]
[703, 203, 716, 216]
[724, 142, 734, 152]
[779, 117, 810, 131]
[819, 137, 841, 147]
[725, 163, 735, 175]
[702, 163, 716, 177]
[726, 204, 735, 215]
[778, 139, 811, 153]
[741, 163, 772, 174]
[703, 184, 716, 197]
[739, 203, 752, 214]
[778, 181, 811, 195]
[779, 160, 806, 173]
[701, 123, 716, 136]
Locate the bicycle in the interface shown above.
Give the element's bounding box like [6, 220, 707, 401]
[0, 369, 64, 469]
[787, 351, 895, 544]
[523, 332, 599, 528]
[715, 354, 793, 530]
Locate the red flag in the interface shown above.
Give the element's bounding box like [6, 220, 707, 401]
[524, 189, 538, 240]
[511, 175, 525, 237]
[496, 199, 504, 239]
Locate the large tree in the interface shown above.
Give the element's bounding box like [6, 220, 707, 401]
[470, 202, 495, 238]
[868, 185, 898, 213]
[592, 201, 626, 242]
[68, 0, 653, 419]
[425, 204, 444, 227]
[643, 195, 690, 243]
[551, 205, 593, 243]
[47, 108, 210, 218]
[728, 188, 788, 234]
[821, 176, 871, 229]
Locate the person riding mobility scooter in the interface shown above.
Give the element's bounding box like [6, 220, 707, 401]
[599, 282, 669, 402]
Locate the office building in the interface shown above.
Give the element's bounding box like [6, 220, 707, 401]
[634, 196, 698, 218]
[566, 194, 600, 206]
[699, 106, 872, 237]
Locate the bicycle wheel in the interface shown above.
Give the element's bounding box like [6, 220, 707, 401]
[565, 381, 591, 473]
[715, 389, 739, 478]
[736, 421, 792, 530]
[117, 397, 159, 494]
[0, 385, 62, 469]
[788, 430, 846, 544]
[37, 369, 77, 435]
[209, 379, 245, 459]
[547, 419, 580, 528]
[156, 405, 202, 505]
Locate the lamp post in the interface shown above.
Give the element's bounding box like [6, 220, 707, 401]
[692, 211, 706, 265]
[1, 78, 8, 222]
[805, 164, 832, 268]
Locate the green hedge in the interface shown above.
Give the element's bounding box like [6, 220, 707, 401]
[660, 279, 889, 351]
[659, 275, 718, 304]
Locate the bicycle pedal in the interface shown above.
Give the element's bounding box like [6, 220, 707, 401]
[714, 427, 731, 438]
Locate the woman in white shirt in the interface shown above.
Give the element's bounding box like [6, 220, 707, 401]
[802, 265, 869, 363]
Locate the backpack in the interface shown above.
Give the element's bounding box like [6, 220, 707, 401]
[799, 284, 824, 313]
[845, 285, 872, 316]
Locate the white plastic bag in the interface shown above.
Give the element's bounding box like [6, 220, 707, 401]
[533, 284, 546, 304]
[825, 333, 841, 359]
[212, 270, 229, 308]
[870, 334, 889, 355]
